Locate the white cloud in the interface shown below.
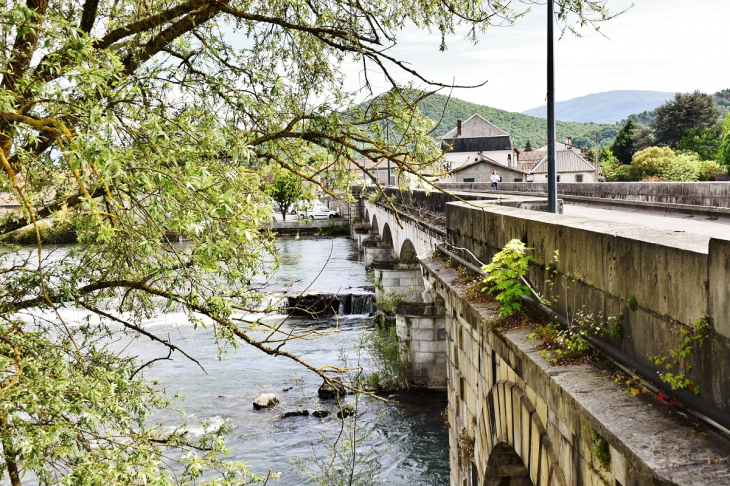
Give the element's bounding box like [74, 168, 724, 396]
[341, 0, 730, 112]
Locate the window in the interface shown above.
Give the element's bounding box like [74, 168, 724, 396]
[463, 178, 475, 182]
[576, 174, 584, 182]
[556, 175, 561, 182]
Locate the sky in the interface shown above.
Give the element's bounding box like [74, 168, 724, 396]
[341, 0, 730, 113]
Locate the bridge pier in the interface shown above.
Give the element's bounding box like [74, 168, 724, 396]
[362, 237, 392, 267]
[353, 228, 374, 250]
[395, 291, 447, 389]
[370, 257, 448, 389]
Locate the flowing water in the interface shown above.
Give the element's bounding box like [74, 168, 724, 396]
[9, 237, 450, 484]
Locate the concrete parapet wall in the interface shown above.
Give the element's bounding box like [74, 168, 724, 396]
[445, 202, 730, 413]
[439, 182, 730, 209]
[421, 257, 730, 486]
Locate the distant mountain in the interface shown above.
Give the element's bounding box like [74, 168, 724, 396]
[627, 89, 729, 127]
[416, 93, 619, 150]
[521, 90, 676, 124]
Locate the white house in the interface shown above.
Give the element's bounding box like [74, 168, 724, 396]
[528, 150, 600, 183]
[441, 114, 518, 176]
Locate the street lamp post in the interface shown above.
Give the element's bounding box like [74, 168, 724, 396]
[547, 0, 557, 213]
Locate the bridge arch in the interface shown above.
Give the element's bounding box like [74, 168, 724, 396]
[370, 214, 379, 236]
[477, 381, 565, 486]
[484, 442, 531, 486]
[399, 239, 418, 264]
[381, 222, 394, 247]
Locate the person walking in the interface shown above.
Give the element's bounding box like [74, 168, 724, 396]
[490, 171, 500, 190]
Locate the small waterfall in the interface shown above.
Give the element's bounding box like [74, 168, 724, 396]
[349, 294, 374, 316]
[285, 292, 374, 318]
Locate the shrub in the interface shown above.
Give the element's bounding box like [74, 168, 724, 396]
[662, 151, 701, 181]
[629, 146, 675, 180]
[698, 159, 726, 181]
[481, 239, 532, 315]
[608, 164, 632, 182]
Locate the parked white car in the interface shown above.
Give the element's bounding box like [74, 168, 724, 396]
[298, 205, 340, 219]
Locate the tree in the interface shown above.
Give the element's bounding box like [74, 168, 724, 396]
[654, 91, 722, 148]
[597, 147, 621, 181]
[524, 140, 533, 152]
[676, 126, 721, 160]
[717, 113, 730, 170]
[611, 119, 637, 164]
[267, 170, 310, 221]
[632, 127, 655, 153]
[0, 0, 615, 483]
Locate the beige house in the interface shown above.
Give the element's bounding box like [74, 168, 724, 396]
[451, 154, 527, 183]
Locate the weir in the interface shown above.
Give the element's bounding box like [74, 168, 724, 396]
[284, 292, 374, 318]
[352, 186, 730, 486]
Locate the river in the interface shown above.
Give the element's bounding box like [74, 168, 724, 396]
[106, 237, 450, 484]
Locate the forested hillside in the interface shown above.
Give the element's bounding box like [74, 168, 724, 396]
[628, 89, 729, 127]
[416, 93, 619, 150]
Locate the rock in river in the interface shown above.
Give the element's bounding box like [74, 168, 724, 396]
[318, 379, 346, 399]
[282, 409, 309, 418]
[253, 393, 279, 410]
[336, 404, 356, 419]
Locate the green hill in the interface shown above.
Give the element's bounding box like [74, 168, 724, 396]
[416, 93, 619, 150]
[627, 89, 729, 128]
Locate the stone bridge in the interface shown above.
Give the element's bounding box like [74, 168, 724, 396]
[351, 188, 730, 486]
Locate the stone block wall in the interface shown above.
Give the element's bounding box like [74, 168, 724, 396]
[395, 296, 447, 389]
[421, 257, 730, 486]
[446, 202, 730, 413]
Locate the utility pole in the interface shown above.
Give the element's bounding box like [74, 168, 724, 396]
[595, 133, 600, 181]
[386, 122, 391, 186]
[547, 0, 557, 213]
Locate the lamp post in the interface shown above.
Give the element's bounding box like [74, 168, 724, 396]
[547, 0, 557, 213]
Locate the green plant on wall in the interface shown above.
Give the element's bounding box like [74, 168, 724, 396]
[367, 271, 414, 315]
[362, 320, 407, 391]
[651, 314, 712, 394]
[582, 423, 611, 473]
[457, 428, 475, 469]
[480, 239, 532, 315]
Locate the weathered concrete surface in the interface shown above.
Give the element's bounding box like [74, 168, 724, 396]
[422, 256, 730, 486]
[562, 204, 730, 240]
[445, 201, 730, 413]
[439, 182, 730, 209]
